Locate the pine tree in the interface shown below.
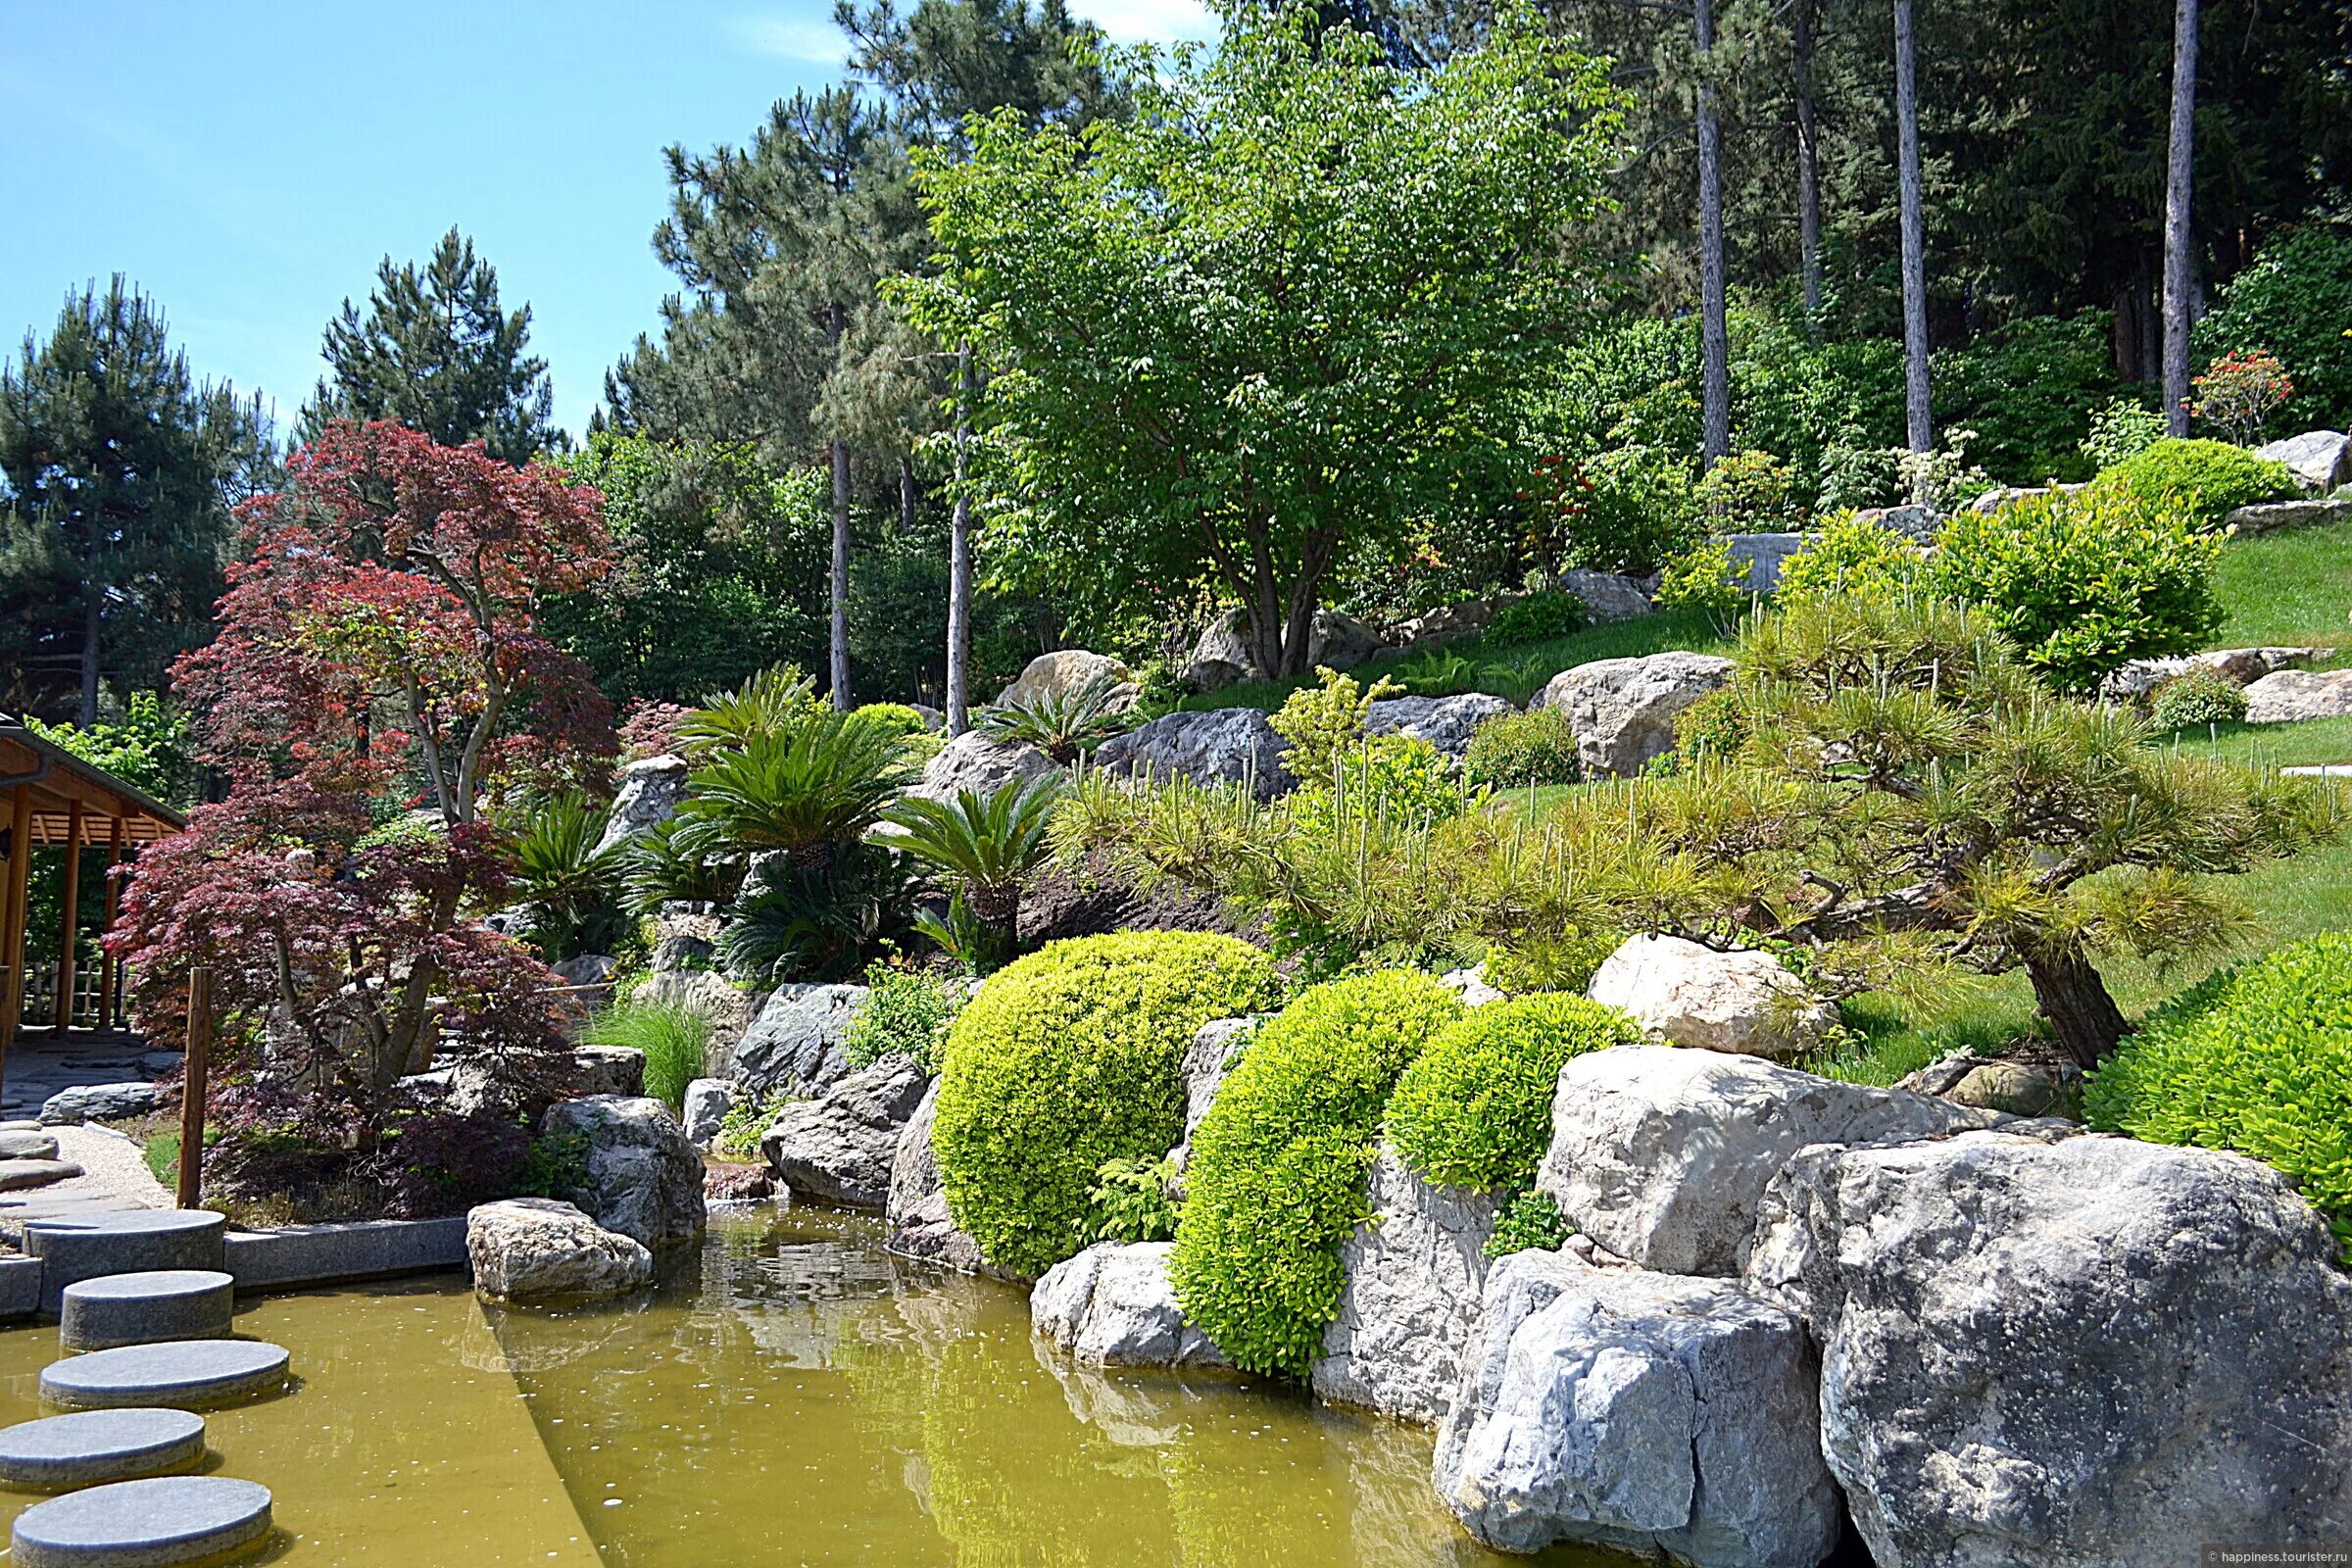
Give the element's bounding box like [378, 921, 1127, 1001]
[303, 227, 558, 464]
[0, 277, 272, 723]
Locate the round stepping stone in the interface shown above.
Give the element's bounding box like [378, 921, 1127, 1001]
[12, 1476, 270, 1567]
[60, 1273, 235, 1352]
[0, 1409, 207, 1491]
[25, 1212, 225, 1314]
[0, 1160, 82, 1193]
[0, 1130, 61, 1160]
[40, 1341, 288, 1412]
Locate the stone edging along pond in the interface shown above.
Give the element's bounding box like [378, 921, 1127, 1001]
[0, 1216, 470, 1319]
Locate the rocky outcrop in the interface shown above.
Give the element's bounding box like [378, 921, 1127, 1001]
[466, 1198, 653, 1302]
[1438, 965, 1506, 1006]
[2101, 644, 2323, 701]
[1434, 1250, 1841, 1568]
[1093, 708, 1295, 800]
[541, 1095, 707, 1250]
[731, 982, 866, 1099]
[1852, 503, 1939, 538]
[2254, 428, 2351, 492]
[1744, 1130, 2352, 1568]
[2244, 666, 2352, 723]
[885, 1080, 1002, 1275]
[1187, 610, 1386, 689]
[2224, 497, 2352, 534]
[1585, 933, 1838, 1062]
[1537, 1045, 1987, 1276]
[1179, 1017, 1259, 1149]
[1364, 694, 1514, 764]
[1031, 1241, 1228, 1367]
[1724, 532, 1808, 594]
[759, 1054, 930, 1210]
[1537, 653, 1737, 778]
[1314, 1150, 1497, 1427]
[629, 969, 756, 1063]
[571, 1045, 644, 1099]
[995, 649, 1138, 710]
[38, 1083, 163, 1125]
[681, 1077, 735, 1147]
[905, 730, 1062, 807]
[1556, 569, 1652, 624]
[594, 755, 691, 856]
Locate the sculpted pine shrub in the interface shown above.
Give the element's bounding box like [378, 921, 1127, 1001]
[931, 931, 1279, 1276]
[1169, 970, 1465, 1379]
[1385, 995, 1639, 1190]
[2086, 933, 2352, 1256]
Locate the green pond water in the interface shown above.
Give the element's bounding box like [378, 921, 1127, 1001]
[0, 1208, 1620, 1566]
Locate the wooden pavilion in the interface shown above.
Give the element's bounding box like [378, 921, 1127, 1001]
[0, 722, 185, 1086]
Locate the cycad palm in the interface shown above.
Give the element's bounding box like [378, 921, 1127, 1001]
[673, 710, 914, 869]
[881, 775, 1065, 925]
[977, 671, 1131, 763]
[675, 663, 823, 759]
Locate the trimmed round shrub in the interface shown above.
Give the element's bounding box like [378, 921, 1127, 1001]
[932, 931, 1279, 1277]
[2085, 932, 2352, 1257]
[2090, 437, 2297, 528]
[1169, 969, 1465, 1379]
[2146, 667, 2248, 731]
[853, 702, 932, 737]
[1463, 707, 1578, 789]
[1486, 589, 1590, 646]
[1385, 994, 1639, 1191]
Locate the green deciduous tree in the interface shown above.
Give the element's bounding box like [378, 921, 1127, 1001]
[302, 228, 559, 464]
[0, 277, 273, 723]
[899, 6, 1627, 679]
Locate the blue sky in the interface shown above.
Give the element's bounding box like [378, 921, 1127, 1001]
[0, 0, 1211, 444]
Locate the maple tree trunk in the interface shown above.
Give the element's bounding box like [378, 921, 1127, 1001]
[2025, 950, 2132, 1071]
[2161, 0, 2200, 437]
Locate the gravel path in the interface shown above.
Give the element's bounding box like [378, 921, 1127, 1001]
[0, 1123, 173, 1241]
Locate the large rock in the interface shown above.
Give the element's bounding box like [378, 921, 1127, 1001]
[1852, 503, 1939, 538]
[1030, 1241, 1228, 1368]
[1313, 1150, 1496, 1427]
[885, 1080, 1004, 1276]
[1187, 610, 1386, 690]
[1093, 708, 1295, 800]
[1744, 1130, 2352, 1568]
[759, 1054, 930, 1210]
[571, 1044, 645, 1099]
[1555, 569, 1652, 624]
[38, 1083, 163, 1126]
[1537, 653, 1737, 778]
[995, 649, 1138, 710]
[2224, 496, 2352, 534]
[681, 1077, 736, 1147]
[541, 1096, 707, 1250]
[466, 1198, 652, 1302]
[1537, 1044, 1986, 1276]
[2254, 428, 2351, 492]
[730, 982, 867, 1100]
[1585, 933, 1838, 1062]
[1724, 532, 1807, 594]
[594, 755, 690, 856]
[1434, 1250, 1841, 1568]
[2244, 666, 2352, 723]
[905, 730, 1063, 808]
[629, 969, 756, 1065]
[1364, 694, 1514, 764]
[2102, 644, 2325, 701]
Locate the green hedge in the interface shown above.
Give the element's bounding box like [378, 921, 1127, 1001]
[1169, 970, 1465, 1379]
[2091, 438, 2297, 528]
[932, 931, 1279, 1277]
[2085, 932, 2352, 1257]
[1385, 994, 1638, 1190]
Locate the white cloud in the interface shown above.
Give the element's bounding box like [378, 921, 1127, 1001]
[728, 12, 851, 66]
[1070, 0, 1218, 44]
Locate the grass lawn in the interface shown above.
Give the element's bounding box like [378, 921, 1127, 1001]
[2210, 513, 2352, 652]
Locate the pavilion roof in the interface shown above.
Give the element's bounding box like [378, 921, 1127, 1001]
[0, 724, 186, 847]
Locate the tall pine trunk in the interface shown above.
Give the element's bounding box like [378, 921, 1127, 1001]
[945, 348, 975, 737]
[2025, 950, 2132, 1071]
[898, 454, 918, 537]
[1894, 0, 1934, 454]
[1793, 0, 1824, 318]
[1695, 0, 1731, 466]
[2161, 0, 2200, 437]
[76, 593, 100, 728]
[827, 305, 854, 712]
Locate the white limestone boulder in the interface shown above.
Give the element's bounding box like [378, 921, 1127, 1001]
[466, 1198, 652, 1302]
[994, 649, 1138, 710]
[1585, 933, 1838, 1061]
[1537, 653, 1736, 778]
[1314, 1150, 1497, 1427]
[2254, 429, 2351, 491]
[594, 755, 691, 856]
[759, 1054, 930, 1210]
[1093, 708, 1295, 800]
[1030, 1242, 1228, 1368]
[541, 1095, 708, 1250]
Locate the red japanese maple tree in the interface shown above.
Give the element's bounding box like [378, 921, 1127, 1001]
[116, 421, 618, 1110]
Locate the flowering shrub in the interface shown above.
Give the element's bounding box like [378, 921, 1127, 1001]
[2191, 349, 2294, 445]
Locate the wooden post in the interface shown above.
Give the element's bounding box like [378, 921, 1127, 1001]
[176, 966, 213, 1210]
[0, 783, 32, 1096]
[95, 816, 123, 1031]
[54, 801, 82, 1029]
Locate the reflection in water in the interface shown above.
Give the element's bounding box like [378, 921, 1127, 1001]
[491, 1207, 1616, 1568]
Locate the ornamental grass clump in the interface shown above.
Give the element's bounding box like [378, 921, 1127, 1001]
[1386, 994, 1639, 1191]
[1169, 969, 1465, 1379]
[931, 931, 1279, 1277]
[2085, 932, 2352, 1257]
[581, 1001, 709, 1108]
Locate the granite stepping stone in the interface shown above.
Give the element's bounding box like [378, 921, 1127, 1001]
[12, 1475, 271, 1567]
[0, 1160, 82, 1193]
[0, 1130, 61, 1159]
[40, 1341, 289, 1411]
[60, 1272, 235, 1352]
[25, 1212, 226, 1314]
[0, 1409, 207, 1491]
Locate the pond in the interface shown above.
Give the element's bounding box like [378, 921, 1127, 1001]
[0, 1208, 1617, 1566]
